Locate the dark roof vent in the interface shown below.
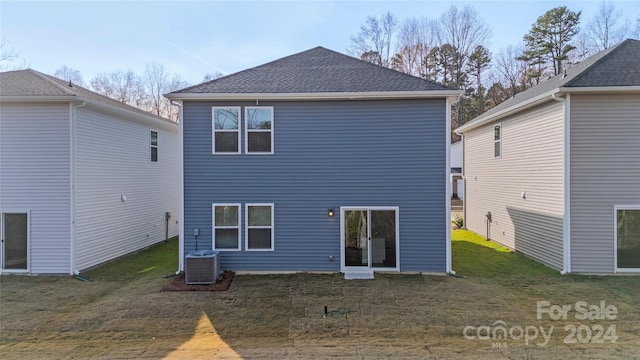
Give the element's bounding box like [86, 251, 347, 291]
[68, 80, 73, 87]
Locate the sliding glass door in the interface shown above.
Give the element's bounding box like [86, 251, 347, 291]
[342, 207, 398, 270]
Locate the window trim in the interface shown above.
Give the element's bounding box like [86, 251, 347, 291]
[245, 106, 274, 155]
[212, 106, 241, 155]
[245, 203, 274, 251]
[212, 203, 241, 251]
[493, 123, 502, 158]
[614, 204, 640, 273]
[150, 129, 158, 163]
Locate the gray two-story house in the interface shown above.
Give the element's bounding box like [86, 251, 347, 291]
[166, 47, 461, 277]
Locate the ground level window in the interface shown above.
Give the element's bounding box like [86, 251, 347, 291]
[246, 204, 273, 250]
[213, 204, 240, 250]
[616, 207, 640, 270]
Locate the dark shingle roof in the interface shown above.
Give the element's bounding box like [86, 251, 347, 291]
[171, 46, 453, 94]
[0, 69, 173, 123]
[457, 39, 640, 132]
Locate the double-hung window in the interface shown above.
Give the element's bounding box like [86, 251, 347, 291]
[246, 204, 274, 250]
[245, 107, 273, 154]
[150, 130, 158, 162]
[213, 204, 241, 250]
[212, 107, 240, 154]
[494, 124, 501, 158]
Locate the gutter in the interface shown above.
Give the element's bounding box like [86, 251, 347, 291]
[455, 89, 562, 134]
[0, 95, 79, 103]
[165, 90, 464, 101]
[70, 100, 86, 276]
[170, 100, 185, 275]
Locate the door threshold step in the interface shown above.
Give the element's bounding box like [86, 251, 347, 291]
[343, 271, 374, 280]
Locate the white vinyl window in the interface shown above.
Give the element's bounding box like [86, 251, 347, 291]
[615, 205, 640, 272]
[212, 107, 241, 154]
[150, 130, 158, 162]
[245, 107, 273, 154]
[212, 204, 241, 250]
[494, 124, 501, 158]
[245, 203, 274, 251]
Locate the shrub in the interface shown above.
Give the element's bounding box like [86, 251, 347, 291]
[452, 213, 464, 228]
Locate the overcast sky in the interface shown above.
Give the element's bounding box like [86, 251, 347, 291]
[1, 0, 639, 85]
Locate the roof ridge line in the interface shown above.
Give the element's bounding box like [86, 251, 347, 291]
[28, 69, 78, 96]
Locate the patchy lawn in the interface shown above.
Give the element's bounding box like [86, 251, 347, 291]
[1, 231, 638, 359]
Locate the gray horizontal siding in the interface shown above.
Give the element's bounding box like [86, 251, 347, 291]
[0, 103, 71, 274]
[464, 101, 564, 270]
[75, 107, 179, 271]
[183, 99, 447, 272]
[570, 94, 640, 273]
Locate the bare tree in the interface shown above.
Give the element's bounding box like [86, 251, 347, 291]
[586, 1, 629, 51]
[349, 11, 399, 67]
[203, 72, 224, 82]
[0, 39, 29, 71]
[495, 45, 528, 98]
[142, 62, 189, 121]
[54, 65, 84, 86]
[395, 17, 438, 76]
[437, 5, 492, 88]
[90, 70, 147, 108]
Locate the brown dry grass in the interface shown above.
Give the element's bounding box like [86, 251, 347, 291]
[1, 232, 639, 359]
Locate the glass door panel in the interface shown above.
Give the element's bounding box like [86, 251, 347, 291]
[370, 210, 396, 268]
[344, 210, 368, 267]
[3, 213, 28, 270]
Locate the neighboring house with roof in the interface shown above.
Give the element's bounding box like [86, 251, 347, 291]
[166, 46, 461, 278]
[455, 39, 640, 274]
[0, 69, 179, 275]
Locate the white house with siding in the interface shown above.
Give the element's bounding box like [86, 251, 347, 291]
[0, 69, 179, 275]
[455, 39, 640, 274]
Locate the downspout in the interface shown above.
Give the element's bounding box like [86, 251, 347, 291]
[70, 100, 86, 275]
[446, 94, 462, 275]
[171, 100, 184, 275]
[552, 92, 571, 275]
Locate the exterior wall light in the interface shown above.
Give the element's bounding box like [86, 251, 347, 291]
[328, 208, 335, 217]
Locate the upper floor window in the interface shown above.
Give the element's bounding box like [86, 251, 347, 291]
[212, 107, 240, 154]
[494, 124, 501, 158]
[245, 107, 273, 154]
[150, 130, 158, 162]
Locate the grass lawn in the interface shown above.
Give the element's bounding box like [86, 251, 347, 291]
[1, 231, 639, 359]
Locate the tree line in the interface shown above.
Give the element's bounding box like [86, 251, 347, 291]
[349, 2, 639, 141]
[1, 2, 637, 126]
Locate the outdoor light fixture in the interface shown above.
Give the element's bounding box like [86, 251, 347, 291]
[327, 208, 335, 217]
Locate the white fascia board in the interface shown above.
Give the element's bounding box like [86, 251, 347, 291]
[82, 99, 178, 132]
[559, 86, 640, 93]
[455, 89, 561, 134]
[165, 90, 463, 101]
[0, 95, 79, 103]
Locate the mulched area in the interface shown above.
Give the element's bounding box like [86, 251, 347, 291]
[161, 270, 234, 292]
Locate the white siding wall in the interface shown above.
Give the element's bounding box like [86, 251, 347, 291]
[464, 101, 565, 270]
[570, 94, 640, 273]
[0, 103, 71, 274]
[74, 107, 179, 271]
